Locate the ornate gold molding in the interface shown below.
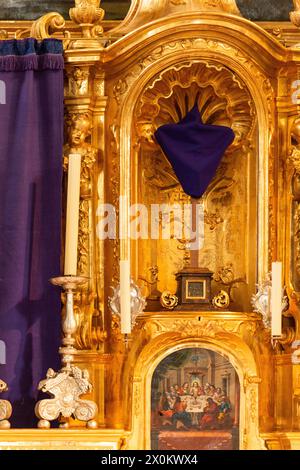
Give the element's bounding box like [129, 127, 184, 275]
[136, 59, 254, 145]
[69, 0, 105, 48]
[126, 310, 265, 449]
[160, 291, 179, 310]
[291, 1, 300, 28]
[29, 1, 105, 48]
[64, 110, 105, 351]
[30, 12, 68, 39]
[64, 112, 97, 276]
[0, 429, 129, 450]
[111, 0, 241, 35]
[290, 147, 300, 174]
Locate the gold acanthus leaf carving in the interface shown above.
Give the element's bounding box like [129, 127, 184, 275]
[70, 0, 105, 38]
[248, 389, 257, 423]
[66, 68, 90, 97]
[169, 318, 245, 337]
[109, 120, 121, 282]
[140, 318, 260, 371]
[63, 112, 100, 349]
[78, 199, 89, 276]
[289, 147, 300, 174]
[204, 209, 224, 230]
[291, 1, 300, 28]
[111, 313, 123, 343]
[213, 263, 246, 301]
[30, 12, 67, 39]
[243, 374, 262, 391]
[133, 382, 142, 417]
[294, 203, 300, 277]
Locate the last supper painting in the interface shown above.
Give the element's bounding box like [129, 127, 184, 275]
[151, 348, 239, 450]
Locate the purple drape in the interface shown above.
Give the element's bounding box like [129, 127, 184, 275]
[155, 104, 235, 198]
[0, 38, 63, 427]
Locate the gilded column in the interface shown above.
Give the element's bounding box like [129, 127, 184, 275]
[30, 0, 110, 427]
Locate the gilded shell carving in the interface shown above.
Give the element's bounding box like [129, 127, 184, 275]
[136, 60, 255, 145]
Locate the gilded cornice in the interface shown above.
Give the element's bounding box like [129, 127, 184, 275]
[102, 13, 291, 71]
[110, 0, 241, 35]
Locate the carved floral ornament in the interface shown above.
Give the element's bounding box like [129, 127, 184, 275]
[290, 117, 300, 174]
[28, 1, 105, 47]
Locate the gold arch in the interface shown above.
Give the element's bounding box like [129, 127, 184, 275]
[135, 59, 255, 148]
[128, 330, 262, 450]
[118, 43, 272, 284]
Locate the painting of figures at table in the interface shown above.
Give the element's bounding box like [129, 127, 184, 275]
[151, 348, 240, 450]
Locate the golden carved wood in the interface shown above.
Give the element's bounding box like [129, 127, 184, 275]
[111, 0, 241, 35]
[1, 0, 300, 451]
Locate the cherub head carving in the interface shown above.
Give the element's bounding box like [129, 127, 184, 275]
[67, 113, 92, 149]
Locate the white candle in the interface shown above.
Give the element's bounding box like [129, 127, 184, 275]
[119, 195, 131, 334]
[64, 154, 81, 276]
[271, 262, 282, 337]
[120, 260, 131, 334]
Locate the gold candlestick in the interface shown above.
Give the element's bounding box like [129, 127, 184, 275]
[35, 276, 98, 429]
[0, 380, 12, 429]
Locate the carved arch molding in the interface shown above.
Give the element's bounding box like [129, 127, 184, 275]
[135, 60, 255, 144]
[133, 59, 257, 307]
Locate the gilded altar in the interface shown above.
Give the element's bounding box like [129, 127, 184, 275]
[2, 0, 300, 450]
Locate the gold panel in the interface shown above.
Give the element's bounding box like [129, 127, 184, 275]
[0, 429, 128, 450]
[134, 60, 256, 310]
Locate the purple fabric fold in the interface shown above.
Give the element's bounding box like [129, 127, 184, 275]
[0, 39, 63, 427]
[155, 104, 235, 198]
[0, 53, 64, 72]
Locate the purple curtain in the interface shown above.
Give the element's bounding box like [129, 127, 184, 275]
[0, 38, 63, 427]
